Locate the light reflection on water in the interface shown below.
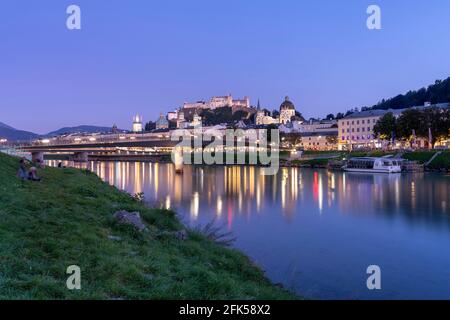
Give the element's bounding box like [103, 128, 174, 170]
[48, 160, 450, 299]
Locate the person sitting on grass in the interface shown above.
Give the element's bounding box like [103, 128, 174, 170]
[57, 162, 66, 168]
[17, 158, 28, 180]
[27, 167, 41, 182]
[35, 158, 46, 169]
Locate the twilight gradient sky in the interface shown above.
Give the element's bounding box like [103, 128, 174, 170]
[1, 0, 450, 134]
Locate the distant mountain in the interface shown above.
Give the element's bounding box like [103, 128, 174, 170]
[0, 122, 15, 130]
[0, 122, 39, 142]
[46, 125, 120, 137]
[0, 123, 125, 141]
[370, 77, 450, 110]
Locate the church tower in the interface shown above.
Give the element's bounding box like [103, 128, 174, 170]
[177, 109, 186, 129]
[132, 115, 143, 132]
[255, 99, 265, 125]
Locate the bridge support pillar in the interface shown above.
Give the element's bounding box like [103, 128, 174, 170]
[31, 152, 44, 164]
[73, 152, 88, 162]
[173, 147, 184, 174]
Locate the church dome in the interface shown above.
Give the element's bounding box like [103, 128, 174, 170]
[280, 96, 295, 111]
[156, 113, 168, 126]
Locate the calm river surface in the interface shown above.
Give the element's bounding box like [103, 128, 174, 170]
[51, 161, 450, 299]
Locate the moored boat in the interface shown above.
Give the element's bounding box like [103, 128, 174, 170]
[343, 157, 402, 173]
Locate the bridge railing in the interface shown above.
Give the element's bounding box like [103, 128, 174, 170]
[31, 134, 172, 147]
[0, 146, 31, 159]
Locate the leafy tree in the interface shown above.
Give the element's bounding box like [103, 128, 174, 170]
[344, 110, 354, 117]
[326, 135, 338, 145]
[373, 112, 397, 141]
[295, 111, 305, 121]
[144, 121, 156, 132]
[325, 113, 335, 120]
[232, 110, 249, 122]
[168, 120, 177, 129]
[420, 107, 449, 146]
[335, 112, 345, 120]
[396, 109, 423, 142]
[200, 107, 234, 126]
[283, 133, 302, 147]
[385, 107, 449, 147]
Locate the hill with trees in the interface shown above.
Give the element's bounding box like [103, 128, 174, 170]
[370, 77, 450, 110]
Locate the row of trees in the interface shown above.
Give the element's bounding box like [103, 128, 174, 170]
[373, 107, 450, 146]
[338, 77, 450, 118]
[200, 107, 252, 126]
[372, 78, 450, 110]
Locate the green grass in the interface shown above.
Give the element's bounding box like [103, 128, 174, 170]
[346, 151, 395, 158]
[402, 151, 436, 164]
[301, 150, 340, 156]
[291, 158, 329, 167]
[402, 151, 449, 169]
[366, 150, 396, 158]
[0, 153, 296, 300]
[428, 151, 450, 170]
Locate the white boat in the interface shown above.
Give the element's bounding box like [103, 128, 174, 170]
[343, 157, 402, 173]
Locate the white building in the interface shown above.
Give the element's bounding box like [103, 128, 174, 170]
[299, 119, 338, 133]
[337, 109, 405, 150]
[210, 95, 233, 109]
[183, 94, 251, 110]
[299, 132, 339, 151]
[167, 110, 178, 121]
[191, 112, 202, 128]
[255, 106, 277, 125]
[279, 96, 296, 125]
[338, 110, 385, 150]
[132, 115, 143, 133]
[176, 110, 187, 129]
[230, 96, 250, 109]
[183, 101, 209, 110]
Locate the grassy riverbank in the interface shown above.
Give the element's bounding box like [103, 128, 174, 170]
[0, 153, 295, 300]
[427, 152, 450, 170]
[403, 151, 450, 170]
[287, 150, 449, 170]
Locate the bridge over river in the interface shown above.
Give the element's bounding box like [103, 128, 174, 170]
[20, 139, 181, 163]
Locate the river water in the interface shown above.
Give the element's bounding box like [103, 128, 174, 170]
[50, 161, 450, 299]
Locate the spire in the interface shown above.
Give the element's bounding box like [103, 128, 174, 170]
[257, 99, 261, 110]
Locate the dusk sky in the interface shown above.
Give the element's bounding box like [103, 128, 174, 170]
[1, 0, 450, 134]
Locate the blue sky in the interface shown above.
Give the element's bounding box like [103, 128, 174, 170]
[1, 0, 449, 133]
